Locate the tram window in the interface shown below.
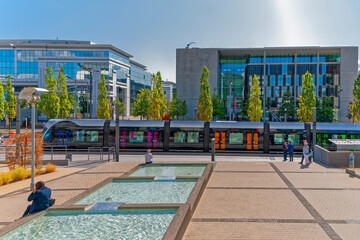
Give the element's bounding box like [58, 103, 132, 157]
[187, 132, 199, 143]
[316, 134, 322, 145]
[229, 133, 243, 144]
[129, 131, 144, 143]
[43, 129, 52, 142]
[73, 130, 84, 142]
[323, 134, 329, 145]
[86, 131, 99, 142]
[174, 132, 186, 143]
[274, 133, 286, 144]
[288, 134, 300, 145]
[350, 134, 356, 139]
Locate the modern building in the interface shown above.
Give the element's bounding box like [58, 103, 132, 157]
[0, 39, 152, 118]
[176, 46, 359, 123]
[162, 80, 176, 101]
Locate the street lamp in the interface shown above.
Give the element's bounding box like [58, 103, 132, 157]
[78, 64, 100, 119]
[229, 80, 232, 121]
[18, 87, 48, 190]
[65, 75, 77, 119]
[284, 108, 287, 122]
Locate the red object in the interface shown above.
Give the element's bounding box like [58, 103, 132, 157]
[162, 115, 170, 121]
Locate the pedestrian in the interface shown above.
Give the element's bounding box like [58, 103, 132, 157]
[299, 140, 307, 164]
[283, 141, 288, 161]
[302, 141, 310, 166]
[22, 181, 52, 217]
[309, 148, 313, 162]
[145, 149, 153, 164]
[288, 141, 294, 162]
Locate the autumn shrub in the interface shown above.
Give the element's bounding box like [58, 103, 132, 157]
[1, 172, 12, 185]
[0, 177, 2, 186]
[35, 167, 42, 175]
[11, 167, 28, 181]
[45, 163, 56, 173]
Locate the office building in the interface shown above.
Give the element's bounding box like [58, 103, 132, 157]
[163, 80, 176, 101]
[176, 46, 358, 123]
[0, 39, 152, 118]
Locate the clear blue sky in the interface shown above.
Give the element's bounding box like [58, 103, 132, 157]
[1, 0, 359, 82]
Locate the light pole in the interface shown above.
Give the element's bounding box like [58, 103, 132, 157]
[66, 75, 77, 119]
[229, 80, 232, 121]
[262, 83, 266, 122]
[284, 108, 287, 122]
[194, 107, 197, 120]
[18, 87, 48, 190]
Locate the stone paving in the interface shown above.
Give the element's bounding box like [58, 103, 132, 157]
[184, 161, 360, 240]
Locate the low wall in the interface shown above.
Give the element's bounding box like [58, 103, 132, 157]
[315, 145, 360, 168]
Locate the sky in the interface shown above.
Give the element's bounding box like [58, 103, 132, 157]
[1, 0, 359, 82]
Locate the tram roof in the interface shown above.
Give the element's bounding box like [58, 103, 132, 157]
[315, 123, 360, 131]
[210, 122, 264, 129]
[269, 122, 305, 130]
[110, 120, 165, 128]
[170, 121, 204, 128]
[45, 119, 106, 128]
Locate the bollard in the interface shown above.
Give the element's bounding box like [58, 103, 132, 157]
[211, 138, 215, 161]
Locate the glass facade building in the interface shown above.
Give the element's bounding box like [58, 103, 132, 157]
[0, 39, 151, 117]
[176, 46, 359, 123]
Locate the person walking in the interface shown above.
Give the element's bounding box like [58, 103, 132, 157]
[283, 141, 288, 161]
[302, 141, 310, 166]
[299, 140, 307, 164]
[288, 141, 294, 162]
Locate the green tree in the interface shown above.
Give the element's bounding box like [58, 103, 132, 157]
[168, 94, 187, 120]
[349, 73, 360, 122]
[297, 71, 316, 123]
[96, 74, 110, 119]
[148, 72, 167, 120]
[211, 88, 226, 120]
[5, 75, 17, 129]
[38, 67, 60, 119]
[317, 98, 334, 122]
[132, 88, 151, 119]
[114, 97, 126, 116]
[57, 67, 72, 119]
[79, 93, 88, 115]
[197, 66, 213, 122]
[239, 98, 249, 120]
[0, 82, 5, 121]
[247, 74, 263, 122]
[279, 90, 295, 121]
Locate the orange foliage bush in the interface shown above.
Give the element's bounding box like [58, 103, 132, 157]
[10, 167, 27, 181]
[1, 172, 12, 185]
[45, 163, 56, 173]
[6, 133, 43, 170]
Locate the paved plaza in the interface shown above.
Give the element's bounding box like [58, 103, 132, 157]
[0, 155, 360, 239]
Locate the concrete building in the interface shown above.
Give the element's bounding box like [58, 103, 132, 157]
[162, 80, 176, 101]
[0, 39, 152, 118]
[176, 46, 359, 123]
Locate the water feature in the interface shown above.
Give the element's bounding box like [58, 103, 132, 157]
[129, 164, 206, 177]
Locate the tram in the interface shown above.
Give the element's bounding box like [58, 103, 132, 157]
[42, 119, 360, 152]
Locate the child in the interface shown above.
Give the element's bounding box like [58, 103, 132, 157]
[145, 149, 153, 164]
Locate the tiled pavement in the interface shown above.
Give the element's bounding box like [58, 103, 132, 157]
[184, 162, 360, 240]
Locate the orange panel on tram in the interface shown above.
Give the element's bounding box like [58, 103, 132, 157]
[215, 132, 220, 150]
[247, 133, 252, 150]
[253, 133, 258, 150]
[220, 132, 226, 149]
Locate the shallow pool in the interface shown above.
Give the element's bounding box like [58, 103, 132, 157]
[75, 179, 197, 204]
[129, 164, 206, 177]
[1, 209, 176, 240]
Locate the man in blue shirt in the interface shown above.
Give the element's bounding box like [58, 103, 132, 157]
[22, 181, 51, 217]
[288, 141, 294, 162]
[283, 141, 288, 161]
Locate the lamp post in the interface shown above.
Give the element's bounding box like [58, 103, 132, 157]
[66, 75, 77, 119]
[284, 108, 287, 122]
[194, 107, 197, 120]
[18, 87, 48, 190]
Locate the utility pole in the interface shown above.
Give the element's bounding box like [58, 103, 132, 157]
[229, 80, 232, 121]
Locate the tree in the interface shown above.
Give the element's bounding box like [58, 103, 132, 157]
[211, 88, 226, 120]
[0, 81, 5, 121]
[148, 72, 167, 120]
[114, 97, 126, 117]
[279, 90, 295, 121]
[197, 66, 213, 122]
[297, 71, 316, 123]
[57, 67, 72, 119]
[38, 67, 60, 119]
[132, 88, 151, 119]
[79, 93, 88, 115]
[238, 98, 249, 121]
[349, 73, 360, 122]
[96, 74, 110, 119]
[317, 98, 334, 122]
[247, 74, 263, 122]
[5, 75, 17, 130]
[168, 94, 187, 120]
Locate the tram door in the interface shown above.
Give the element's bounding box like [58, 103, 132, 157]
[245, 132, 259, 151]
[56, 130, 70, 147]
[214, 132, 226, 150]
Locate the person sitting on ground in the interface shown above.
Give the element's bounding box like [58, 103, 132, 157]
[145, 149, 153, 164]
[22, 181, 51, 217]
